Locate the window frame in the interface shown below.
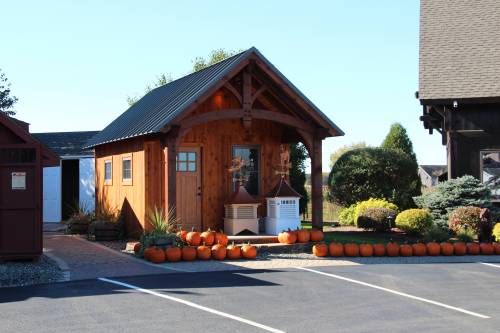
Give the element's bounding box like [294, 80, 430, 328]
[122, 155, 133, 185]
[231, 145, 261, 196]
[479, 149, 500, 202]
[104, 159, 112, 185]
[176, 151, 197, 173]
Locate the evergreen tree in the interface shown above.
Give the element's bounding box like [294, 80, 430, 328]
[381, 123, 417, 162]
[289, 143, 309, 214]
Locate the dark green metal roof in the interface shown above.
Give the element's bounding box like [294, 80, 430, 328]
[86, 47, 343, 148]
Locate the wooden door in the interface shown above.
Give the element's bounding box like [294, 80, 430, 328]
[176, 147, 201, 231]
[0, 164, 40, 255]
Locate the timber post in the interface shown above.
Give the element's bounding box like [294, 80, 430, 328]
[164, 126, 180, 217]
[311, 134, 323, 231]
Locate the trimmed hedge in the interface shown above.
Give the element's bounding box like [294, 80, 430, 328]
[356, 207, 396, 231]
[396, 209, 433, 235]
[494, 223, 500, 242]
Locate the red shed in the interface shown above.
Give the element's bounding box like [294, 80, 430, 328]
[0, 113, 59, 260]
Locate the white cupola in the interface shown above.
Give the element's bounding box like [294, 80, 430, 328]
[265, 177, 301, 235]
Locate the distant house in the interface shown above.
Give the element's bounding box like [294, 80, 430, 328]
[34, 131, 99, 222]
[418, 0, 500, 201]
[418, 165, 447, 188]
[86, 47, 344, 236]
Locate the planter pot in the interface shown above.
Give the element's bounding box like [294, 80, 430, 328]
[93, 221, 120, 241]
[67, 220, 90, 234]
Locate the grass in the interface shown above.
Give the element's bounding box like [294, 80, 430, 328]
[323, 231, 402, 244]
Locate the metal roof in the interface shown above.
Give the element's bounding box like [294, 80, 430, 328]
[86, 47, 343, 148]
[33, 131, 99, 157]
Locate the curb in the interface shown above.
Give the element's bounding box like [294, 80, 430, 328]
[42, 249, 71, 282]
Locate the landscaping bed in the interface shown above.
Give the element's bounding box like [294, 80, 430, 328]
[0, 255, 64, 288]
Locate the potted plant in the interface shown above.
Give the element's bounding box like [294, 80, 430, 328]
[89, 205, 123, 241]
[66, 201, 93, 234]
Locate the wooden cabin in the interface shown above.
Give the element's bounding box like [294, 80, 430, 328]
[86, 47, 343, 236]
[418, 0, 500, 201]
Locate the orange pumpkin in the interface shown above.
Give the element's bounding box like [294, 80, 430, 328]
[278, 230, 297, 244]
[440, 242, 454, 256]
[312, 243, 328, 257]
[165, 247, 182, 262]
[344, 243, 359, 257]
[133, 243, 141, 254]
[241, 243, 257, 259]
[359, 244, 373, 257]
[296, 229, 311, 243]
[399, 244, 413, 257]
[412, 243, 427, 256]
[143, 246, 155, 260]
[215, 230, 228, 246]
[149, 247, 165, 264]
[310, 229, 324, 242]
[211, 244, 227, 260]
[386, 242, 400, 257]
[186, 229, 201, 246]
[200, 228, 215, 246]
[426, 242, 440, 256]
[226, 242, 241, 259]
[177, 228, 188, 243]
[329, 243, 344, 257]
[480, 243, 494, 255]
[373, 244, 386, 257]
[181, 246, 197, 261]
[466, 242, 480, 255]
[494, 242, 500, 255]
[453, 242, 467, 256]
[197, 244, 211, 260]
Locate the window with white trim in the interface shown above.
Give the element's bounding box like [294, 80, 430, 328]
[122, 157, 132, 182]
[480, 150, 500, 201]
[104, 160, 112, 184]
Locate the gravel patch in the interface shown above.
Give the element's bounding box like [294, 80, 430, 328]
[0, 255, 65, 288]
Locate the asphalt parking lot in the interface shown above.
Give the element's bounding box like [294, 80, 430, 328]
[1, 262, 499, 333]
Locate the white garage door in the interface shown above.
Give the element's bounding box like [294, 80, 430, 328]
[43, 166, 61, 222]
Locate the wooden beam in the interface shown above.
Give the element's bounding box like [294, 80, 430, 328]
[178, 108, 315, 134]
[251, 85, 266, 105]
[311, 136, 323, 230]
[224, 82, 242, 105]
[163, 128, 179, 217]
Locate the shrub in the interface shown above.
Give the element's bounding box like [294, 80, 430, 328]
[448, 206, 481, 234]
[395, 209, 433, 235]
[355, 198, 398, 220]
[328, 147, 421, 210]
[493, 223, 500, 242]
[356, 207, 397, 231]
[414, 175, 490, 228]
[338, 204, 357, 226]
[423, 225, 450, 243]
[456, 228, 476, 243]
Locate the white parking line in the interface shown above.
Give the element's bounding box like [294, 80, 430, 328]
[98, 277, 286, 333]
[479, 262, 500, 269]
[296, 267, 490, 319]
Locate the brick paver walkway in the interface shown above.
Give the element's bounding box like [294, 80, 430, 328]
[43, 234, 174, 280]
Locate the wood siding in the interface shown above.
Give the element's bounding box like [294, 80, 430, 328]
[95, 138, 146, 237]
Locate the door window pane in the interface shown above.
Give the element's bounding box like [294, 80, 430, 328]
[177, 151, 196, 172]
[481, 151, 500, 201]
[232, 146, 259, 195]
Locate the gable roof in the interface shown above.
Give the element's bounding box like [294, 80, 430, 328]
[0, 113, 59, 167]
[419, 0, 500, 102]
[33, 131, 99, 157]
[86, 47, 343, 148]
[419, 165, 447, 178]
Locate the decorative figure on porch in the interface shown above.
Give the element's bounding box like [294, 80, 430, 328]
[275, 144, 292, 177]
[228, 156, 248, 184]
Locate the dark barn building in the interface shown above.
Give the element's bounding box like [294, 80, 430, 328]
[418, 0, 500, 201]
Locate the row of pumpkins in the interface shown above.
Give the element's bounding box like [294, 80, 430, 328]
[278, 229, 324, 244]
[312, 241, 500, 257]
[135, 229, 257, 264]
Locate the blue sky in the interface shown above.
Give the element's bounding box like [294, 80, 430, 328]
[2, 0, 445, 171]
